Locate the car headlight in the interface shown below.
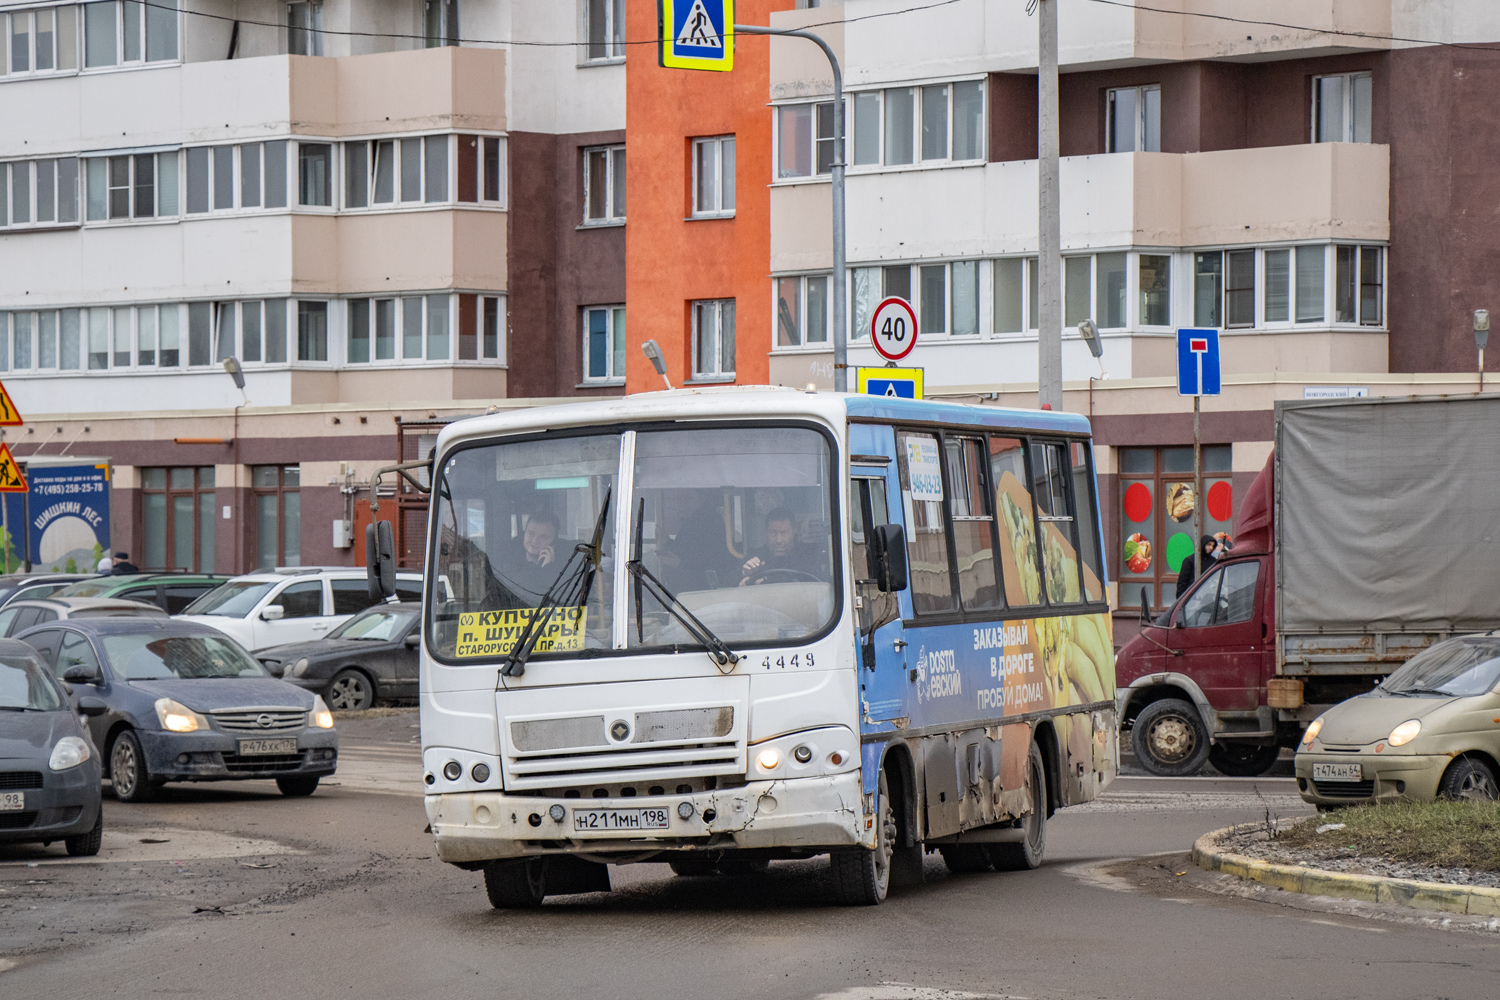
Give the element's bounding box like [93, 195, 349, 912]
[310, 695, 335, 730]
[291, 657, 310, 678]
[49, 736, 91, 771]
[155, 697, 210, 733]
[1301, 716, 1324, 748]
[1387, 719, 1422, 747]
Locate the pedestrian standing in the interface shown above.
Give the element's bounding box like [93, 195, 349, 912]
[1175, 535, 1218, 599]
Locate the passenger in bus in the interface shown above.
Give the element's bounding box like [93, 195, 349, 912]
[739, 507, 824, 586]
[505, 510, 561, 600]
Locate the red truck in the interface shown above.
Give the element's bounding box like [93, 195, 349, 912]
[1114, 395, 1500, 776]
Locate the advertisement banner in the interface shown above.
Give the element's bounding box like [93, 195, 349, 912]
[1, 462, 111, 573]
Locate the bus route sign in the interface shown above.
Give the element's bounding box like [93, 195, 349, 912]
[658, 0, 734, 72]
[871, 296, 918, 362]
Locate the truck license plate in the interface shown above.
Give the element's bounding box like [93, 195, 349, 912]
[237, 738, 299, 756]
[0, 792, 23, 811]
[573, 808, 670, 832]
[1312, 762, 1363, 781]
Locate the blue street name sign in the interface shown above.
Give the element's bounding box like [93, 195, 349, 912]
[1177, 328, 1221, 396]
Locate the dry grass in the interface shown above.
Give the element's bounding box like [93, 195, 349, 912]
[1279, 799, 1500, 872]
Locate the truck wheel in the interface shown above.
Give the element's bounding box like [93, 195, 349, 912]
[1439, 757, 1499, 801]
[830, 769, 894, 905]
[1209, 743, 1281, 777]
[1132, 699, 1210, 777]
[992, 742, 1047, 871]
[484, 858, 547, 908]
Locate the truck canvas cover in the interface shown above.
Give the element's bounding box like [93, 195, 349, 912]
[1277, 395, 1500, 633]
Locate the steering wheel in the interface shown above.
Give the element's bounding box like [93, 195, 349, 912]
[745, 568, 822, 586]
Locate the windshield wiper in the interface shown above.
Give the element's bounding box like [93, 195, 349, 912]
[500, 488, 612, 679]
[627, 498, 741, 673]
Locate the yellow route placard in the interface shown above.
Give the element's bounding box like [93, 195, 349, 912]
[455, 607, 587, 659]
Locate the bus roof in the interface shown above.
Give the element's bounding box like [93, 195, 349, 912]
[437, 387, 1092, 452]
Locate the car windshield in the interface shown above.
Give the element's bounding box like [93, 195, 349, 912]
[53, 579, 114, 598]
[0, 652, 66, 711]
[102, 634, 268, 679]
[1382, 637, 1500, 697]
[329, 607, 418, 641]
[428, 425, 837, 661]
[181, 581, 276, 617]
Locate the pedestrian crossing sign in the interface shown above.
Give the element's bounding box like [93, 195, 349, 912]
[0, 443, 27, 493]
[658, 0, 734, 72]
[856, 367, 924, 400]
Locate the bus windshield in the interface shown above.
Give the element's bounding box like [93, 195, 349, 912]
[428, 425, 837, 661]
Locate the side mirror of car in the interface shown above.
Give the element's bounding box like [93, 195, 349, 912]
[62, 665, 101, 685]
[264, 661, 286, 678]
[77, 696, 109, 718]
[869, 524, 909, 593]
[404, 632, 421, 647]
[261, 605, 285, 621]
[1138, 587, 1151, 627]
[367, 521, 396, 602]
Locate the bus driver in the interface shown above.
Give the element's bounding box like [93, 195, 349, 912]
[739, 507, 823, 586]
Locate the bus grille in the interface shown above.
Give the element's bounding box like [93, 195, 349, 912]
[505, 707, 741, 790]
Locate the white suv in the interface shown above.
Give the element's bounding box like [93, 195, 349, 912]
[175, 568, 424, 652]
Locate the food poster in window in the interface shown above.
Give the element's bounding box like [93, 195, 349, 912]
[2, 462, 111, 573]
[1162, 478, 1235, 574]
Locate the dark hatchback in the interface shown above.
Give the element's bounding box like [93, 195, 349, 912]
[258, 602, 421, 711]
[0, 638, 104, 855]
[16, 619, 339, 801]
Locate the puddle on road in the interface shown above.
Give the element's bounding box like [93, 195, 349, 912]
[0, 826, 300, 867]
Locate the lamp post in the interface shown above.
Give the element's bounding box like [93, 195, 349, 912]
[641, 340, 673, 390]
[1476, 309, 1490, 393]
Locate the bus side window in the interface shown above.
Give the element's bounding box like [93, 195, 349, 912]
[944, 436, 1000, 611]
[897, 431, 956, 614]
[1032, 441, 1083, 604]
[1069, 441, 1106, 602]
[849, 477, 899, 634]
[989, 436, 1044, 608]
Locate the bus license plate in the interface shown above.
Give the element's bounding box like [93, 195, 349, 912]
[0, 792, 23, 811]
[573, 808, 670, 832]
[238, 738, 299, 756]
[1312, 762, 1363, 781]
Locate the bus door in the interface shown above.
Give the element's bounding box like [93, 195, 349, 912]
[850, 465, 909, 725]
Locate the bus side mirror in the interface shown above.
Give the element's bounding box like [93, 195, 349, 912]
[870, 524, 908, 593]
[367, 521, 396, 602]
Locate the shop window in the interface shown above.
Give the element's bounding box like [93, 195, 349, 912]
[141, 466, 215, 573]
[1117, 445, 1233, 610]
[253, 465, 300, 569]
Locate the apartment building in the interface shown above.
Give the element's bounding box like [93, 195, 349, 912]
[627, 0, 1500, 625]
[0, 1, 627, 573]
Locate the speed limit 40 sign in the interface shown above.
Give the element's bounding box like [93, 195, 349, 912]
[870, 297, 918, 361]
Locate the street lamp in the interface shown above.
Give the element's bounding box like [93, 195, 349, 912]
[641, 340, 673, 390]
[1476, 309, 1490, 392]
[1077, 318, 1106, 378]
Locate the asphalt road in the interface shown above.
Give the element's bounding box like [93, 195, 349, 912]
[4, 712, 1498, 1000]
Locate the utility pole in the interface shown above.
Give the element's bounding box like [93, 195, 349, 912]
[1037, 0, 1062, 411]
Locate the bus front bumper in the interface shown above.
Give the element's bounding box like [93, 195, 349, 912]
[425, 771, 868, 864]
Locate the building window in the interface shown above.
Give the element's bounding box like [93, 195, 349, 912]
[991, 257, 1039, 335]
[774, 275, 830, 348]
[1294, 245, 1325, 323]
[83, 0, 178, 68]
[424, 0, 459, 47]
[141, 466, 215, 573]
[1192, 252, 1222, 328]
[345, 135, 453, 209]
[777, 102, 837, 179]
[85, 151, 175, 221]
[455, 135, 504, 205]
[3, 5, 80, 77]
[691, 299, 735, 379]
[691, 136, 735, 217]
[186, 142, 287, 214]
[582, 144, 625, 223]
[1117, 445, 1233, 610]
[1139, 254, 1171, 327]
[582, 305, 625, 382]
[2, 158, 81, 229]
[287, 2, 324, 56]
[253, 465, 301, 569]
[297, 301, 328, 361]
[1107, 85, 1161, 153]
[1095, 252, 1128, 329]
[1314, 72, 1372, 143]
[298, 142, 331, 206]
[346, 294, 487, 364]
[1335, 245, 1382, 326]
[852, 80, 984, 167]
[585, 0, 624, 61]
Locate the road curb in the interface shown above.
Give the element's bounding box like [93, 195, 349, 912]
[1192, 826, 1500, 918]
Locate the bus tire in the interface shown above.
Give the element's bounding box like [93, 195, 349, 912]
[483, 858, 547, 909]
[1131, 698, 1210, 777]
[991, 742, 1047, 872]
[668, 859, 718, 877]
[830, 769, 894, 905]
[939, 844, 994, 874]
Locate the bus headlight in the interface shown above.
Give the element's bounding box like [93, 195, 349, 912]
[756, 749, 780, 771]
[748, 727, 857, 780]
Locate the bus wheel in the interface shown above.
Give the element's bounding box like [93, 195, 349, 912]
[483, 858, 546, 909]
[668, 859, 719, 877]
[830, 770, 895, 905]
[939, 845, 994, 874]
[1131, 698, 1210, 777]
[992, 743, 1047, 871]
